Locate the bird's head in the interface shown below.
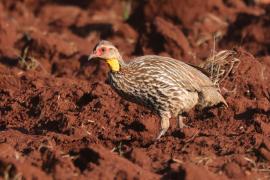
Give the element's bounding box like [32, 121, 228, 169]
[88, 40, 123, 72]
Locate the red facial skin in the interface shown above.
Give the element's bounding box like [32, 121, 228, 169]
[96, 48, 102, 56]
[94, 47, 109, 57]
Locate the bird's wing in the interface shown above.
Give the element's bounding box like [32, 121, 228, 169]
[128, 55, 215, 92]
[186, 63, 211, 77]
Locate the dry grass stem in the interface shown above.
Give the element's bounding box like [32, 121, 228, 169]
[201, 50, 240, 86]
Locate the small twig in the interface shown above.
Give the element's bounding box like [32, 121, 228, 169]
[181, 130, 199, 152]
[172, 158, 183, 164]
[87, 119, 95, 123]
[243, 156, 256, 167]
[257, 168, 270, 172]
[194, 156, 213, 166]
[111, 142, 124, 156]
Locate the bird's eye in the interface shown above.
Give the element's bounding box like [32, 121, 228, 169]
[101, 47, 106, 52]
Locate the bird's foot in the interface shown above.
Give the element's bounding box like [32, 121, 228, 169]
[179, 122, 190, 129]
[157, 112, 171, 140]
[156, 129, 168, 140]
[178, 116, 190, 130]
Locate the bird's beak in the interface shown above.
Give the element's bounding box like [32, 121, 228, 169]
[88, 49, 102, 60]
[88, 49, 99, 60]
[88, 53, 96, 61]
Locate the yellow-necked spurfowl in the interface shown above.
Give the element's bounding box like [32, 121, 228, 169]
[88, 40, 227, 139]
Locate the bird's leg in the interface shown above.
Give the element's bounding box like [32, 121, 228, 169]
[156, 112, 171, 140]
[178, 115, 189, 129]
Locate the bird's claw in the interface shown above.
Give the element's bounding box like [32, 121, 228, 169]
[178, 116, 190, 130]
[156, 129, 167, 140]
[179, 122, 190, 129]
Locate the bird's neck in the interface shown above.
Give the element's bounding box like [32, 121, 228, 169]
[106, 58, 120, 72]
[106, 56, 126, 72]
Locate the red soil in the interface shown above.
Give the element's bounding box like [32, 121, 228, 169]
[0, 0, 269, 179]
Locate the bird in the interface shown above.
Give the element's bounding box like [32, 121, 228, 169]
[88, 40, 227, 139]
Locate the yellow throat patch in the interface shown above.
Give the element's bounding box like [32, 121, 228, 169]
[106, 58, 120, 72]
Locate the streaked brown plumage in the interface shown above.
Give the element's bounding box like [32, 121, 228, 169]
[89, 40, 227, 139]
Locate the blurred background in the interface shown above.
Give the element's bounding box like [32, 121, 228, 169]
[0, 0, 270, 78]
[0, 1, 270, 179]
